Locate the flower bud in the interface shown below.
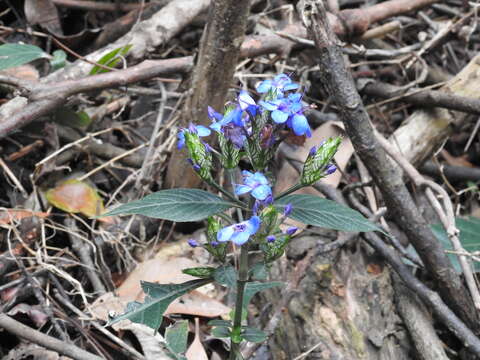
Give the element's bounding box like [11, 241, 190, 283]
[184, 131, 213, 182]
[261, 234, 292, 263]
[301, 137, 341, 186]
[283, 203, 293, 217]
[188, 239, 198, 248]
[266, 235, 276, 243]
[204, 217, 227, 262]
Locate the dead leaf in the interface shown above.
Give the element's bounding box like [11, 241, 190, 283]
[8, 303, 49, 328]
[0, 209, 48, 225]
[117, 323, 172, 360]
[90, 258, 230, 330]
[45, 179, 104, 217]
[366, 263, 383, 275]
[440, 149, 474, 167]
[24, 0, 63, 36]
[1, 65, 39, 81]
[186, 318, 208, 360]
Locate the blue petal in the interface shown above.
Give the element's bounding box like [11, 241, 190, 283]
[284, 83, 300, 91]
[291, 114, 311, 136]
[256, 80, 272, 93]
[246, 216, 261, 234]
[207, 106, 223, 121]
[288, 93, 302, 102]
[231, 231, 250, 245]
[259, 101, 278, 111]
[196, 125, 211, 137]
[210, 122, 222, 133]
[177, 131, 185, 149]
[272, 110, 289, 124]
[252, 172, 269, 185]
[251, 185, 272, 201]
[217, 226, 235, 242]
[235, 185, 252, 196]
[238, 91, 256, 110]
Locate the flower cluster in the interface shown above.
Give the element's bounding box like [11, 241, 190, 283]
[179, 73, 340, 251]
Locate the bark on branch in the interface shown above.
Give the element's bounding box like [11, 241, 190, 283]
[305, 0, 479, 332]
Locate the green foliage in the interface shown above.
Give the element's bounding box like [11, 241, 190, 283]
[274, 194, 379, 232]
[211, 326, 231, 338]
[261, 234, 291, 263]
[243, 281, 283, 308]
[208, 319, 232, 327]
[0, 43, 49, 70]
[108, 279, 211, 331]
[50, 50, 67, 71]
[431, 217, 480, 273]
[214, 265, 237, 288]
[104, 189, 235, 222]
[249, 263, 268, 280]
[165, 320, 188, 360]
[53, 107, 92, 129]
[241, 326, 267, 343]
[182, 266, 216, 279]
[89, 44, 132, 75]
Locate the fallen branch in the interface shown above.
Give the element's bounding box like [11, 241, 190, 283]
[0, 57, 192, 138]
[361, 80, 480, 115]
[305, 0, 479, 331]
[0, 313, 102, 360]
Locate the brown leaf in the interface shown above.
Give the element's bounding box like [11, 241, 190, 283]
[0, 209, 48, 225]
[24, 0, 63, 36]
[186, 318, 208, 360]
[0, 65, 39, 81]
[8, 303, 49, 328]
[45, 179, 104, 218]
[440, 149, 474, 168]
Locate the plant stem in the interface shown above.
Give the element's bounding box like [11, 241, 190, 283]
[229, 244, 249, 359]
[275, 183, 303, 201]
[209, 180, 248, 209]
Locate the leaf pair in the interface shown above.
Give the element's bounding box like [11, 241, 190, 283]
[105, 188, 379, 233]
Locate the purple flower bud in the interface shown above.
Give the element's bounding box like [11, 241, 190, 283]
[263, 194, 274, 205]
[186, 158, 194, 165]
[283, 203, 293, 217]
[210, 241, 219, 247]
[325, 163, 337, 175]
[188, 123, 197, 134]
[188, 239, 198, 247]
[286, 227, 298, 236]
[193, 164, 201, 172]
[309, 146, 317, 157]
[252, 201, 260, 216]
[203, 143, 212, 153]
[266, 235, 276, 243]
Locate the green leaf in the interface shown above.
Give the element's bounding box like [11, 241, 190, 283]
[431, 217, 480, 273]
[207, 319, 232, 327]
[241, 326, 267, 343]
[165, 320, 188, 355]
[108, 279, 210, 331]
[214, 265, 237, 288]
[104, 189, 235, 222]
[243, 281, 283, 308]
[53, 107, 92, 129]
[0, 43, 49, 70]
[274, 194, 379, 232]
[89, 44, 132, 75]
[182, 266, 216, 279]
[50, 50, 67, 71]
[211, 326, 231, 338]
[249, 263, 268, 281]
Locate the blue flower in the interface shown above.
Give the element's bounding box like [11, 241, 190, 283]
[188, 239, 199, 247]
[217, 216, 261, 245]
[208, 91, 258, 149]
[325, 163, 337, 175]
[235, 171, 272, 201]
[285, 227, 298, 236]
[266, 235, 276, 243]
[177, 124, 211, 149]
[256, 73, 299, 95]
[283, 203, 293, 216]
[259, 93, 311, 137]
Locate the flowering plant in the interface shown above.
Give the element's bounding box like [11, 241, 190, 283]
[105, 74, 377, 359]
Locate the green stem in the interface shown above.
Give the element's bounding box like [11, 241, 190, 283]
[229, 245, 249, 359]
[275, 183, 304, 201]
[209, 180, 248, 209]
